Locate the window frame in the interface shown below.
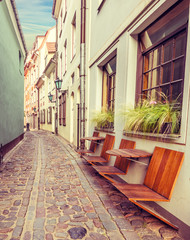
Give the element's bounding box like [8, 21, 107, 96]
[136, 24, 187, 104]
[102, 56, 116, 112]
[71, 12, 76, 60]
[59, 93, 66, 126]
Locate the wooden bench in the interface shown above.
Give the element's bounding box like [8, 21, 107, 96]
[113, 146, 184, 229]
[93, 139, 136, 183]
[77, 131, 100, 156]
[83, 134, 115, 165]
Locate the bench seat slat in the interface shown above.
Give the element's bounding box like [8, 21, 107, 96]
[113, 183, 169, 201]
[93, 166, 126, 175]
[83, 156, 108, 163]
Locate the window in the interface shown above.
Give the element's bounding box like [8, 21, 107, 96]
[43, 109, 45, 123]
[102, 56, 116, 112]
[137, 2, 188, 104]
[60, 53, 63, 78]
[64, 40, 67, 74]
[59, 96, 62, 125]
[40, 109, 45, 124]
[19, 50, 22, 74]
[59, 9, 63, 37]
[45, 55, 48, 66]
[71, 13, 76, 59]
[47, 107, 52, 124]
[59, 93, 66, 126]
[71, 73, 75, 85]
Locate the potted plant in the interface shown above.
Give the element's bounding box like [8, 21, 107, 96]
[123, 94, 181, 135]
[92, 108, 114, 130]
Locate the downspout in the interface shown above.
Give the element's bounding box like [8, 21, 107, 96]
[80, 0, 86, 149]
[37, 87, 40, 130]
[52, 6, 58, 135]
[55, 18, 58, 135]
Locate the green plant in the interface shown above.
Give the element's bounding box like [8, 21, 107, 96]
[92, 108, 114, 129]
[123, 94, 181, 134]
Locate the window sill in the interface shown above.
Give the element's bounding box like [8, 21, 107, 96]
[123, 130, 181, 141]
[95, 126, 115, 133]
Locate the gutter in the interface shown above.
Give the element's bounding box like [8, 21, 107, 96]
[10, 0, 27, 55]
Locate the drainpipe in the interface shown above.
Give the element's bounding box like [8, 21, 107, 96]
[80, 0, 86, 149]
[36, 86, 40, 130]
[55, 18, 58, 135]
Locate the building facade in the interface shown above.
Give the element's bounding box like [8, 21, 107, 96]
[52, 0, 89, 147]
[87, 0, 190, 237]
[0, 0, 27, 156]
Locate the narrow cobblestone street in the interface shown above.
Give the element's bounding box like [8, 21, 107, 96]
[0, 131, 183, 240]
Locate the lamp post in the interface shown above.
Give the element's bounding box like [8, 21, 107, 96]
[48, 77, 62, 135]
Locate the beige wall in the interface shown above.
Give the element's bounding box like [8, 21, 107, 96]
[88, 0, 190, 230]
[56, 0, 89, 146]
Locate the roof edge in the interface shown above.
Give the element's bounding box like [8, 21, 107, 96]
[10, 0, 27, 55]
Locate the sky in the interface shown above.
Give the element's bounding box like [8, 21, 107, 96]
[15, 0, 56, 51]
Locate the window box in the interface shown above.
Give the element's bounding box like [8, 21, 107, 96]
[92, 109, 114, 130]
[123, 130, 181, 141]
[95, 126, 114, 133]
[123, 95, 181, 137]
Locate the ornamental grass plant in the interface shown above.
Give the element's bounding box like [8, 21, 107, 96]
[92, 108, 114, 129]
[123, 94, 181, 134]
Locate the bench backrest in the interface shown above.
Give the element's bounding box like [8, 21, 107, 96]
[114, 139, 136, 173]
[100, 134, 115, 161]
[89, 131, 100, 152]
[144, 146, 184, 200]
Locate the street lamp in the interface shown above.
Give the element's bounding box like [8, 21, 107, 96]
[55, 77, 62, 91]
[48, 77, 63, 135]
[48, 78, 63, 103]
[48, 92, 55, 103]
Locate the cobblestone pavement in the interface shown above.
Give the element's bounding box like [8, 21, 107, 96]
[0, 130, 184, 240]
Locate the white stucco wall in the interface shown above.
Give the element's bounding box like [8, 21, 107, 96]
[56, 0, 90, 146]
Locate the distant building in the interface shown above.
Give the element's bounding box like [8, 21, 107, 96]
[24, 27, 56, 132]
[0, 0, 27, 156]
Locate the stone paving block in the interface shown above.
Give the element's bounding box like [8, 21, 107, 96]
[11, 226, 23, 238]
[89, 232, 108, 240]
[16, 217, 25, 227]
[102, 220, 118, 231]
[0, 222, 14, 229]
[33, 218, 45, 229]
[107, 230, 125, 240]
[0, 234, 8, 239]
[33, 229, 45, 240]
[122, 230, 141, 240]
[86, 212, 97, 219]
[45, 233, 53, 240]
[23, 231, 32, 240]
[99, 213, 112, 222]
[107, 207, 124, 218]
